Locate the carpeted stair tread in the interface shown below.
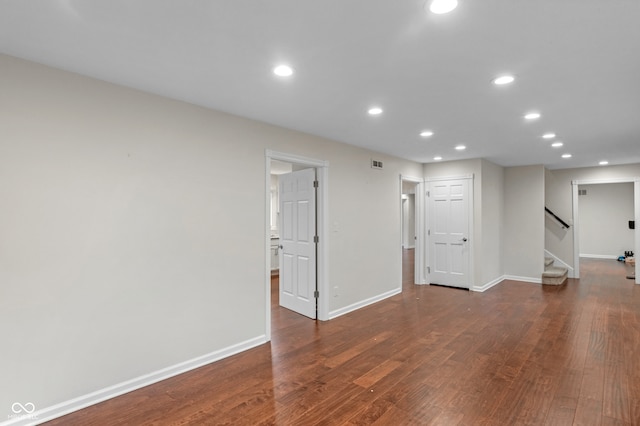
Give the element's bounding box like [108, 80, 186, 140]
[544, 257, 554, 268]
[542, 265, 568, 285]
[542, 266, 567, 278]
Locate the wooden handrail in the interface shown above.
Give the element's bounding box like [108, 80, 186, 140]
[545, 206, 570, 229]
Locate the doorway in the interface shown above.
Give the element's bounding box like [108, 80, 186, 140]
[401, 175, 425, 285]
[265, 150, 329, 340]
[572, 178, 639, 284]
[401, 178, 417, 286]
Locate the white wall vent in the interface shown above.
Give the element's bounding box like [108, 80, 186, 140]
[371, 159, 383, 169]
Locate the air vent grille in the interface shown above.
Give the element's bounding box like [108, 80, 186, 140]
[371, 159, 383, 169]
[578, 189, 587, 196]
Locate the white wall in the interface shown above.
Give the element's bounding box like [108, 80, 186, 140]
[0, 54, 423, 419]
[503, 165, 545, 281]
[578, 183, 634, 258]
[545, 164, 640, 268]
[478, 159, 504, 286]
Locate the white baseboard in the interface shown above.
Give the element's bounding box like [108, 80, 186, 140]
[471, 276, 504, 292]
[7, 336, 267, 426]
[329, 288, 401, 319]
[579, 254, 619, 260]
[503, 275, 542, 284]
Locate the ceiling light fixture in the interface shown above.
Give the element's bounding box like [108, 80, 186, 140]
[428, 0, 458, 14]
[551, 142, 563, 148]
[434, 156, 443, 161]
[273, 65, 293, 77]
[493, 75, 515, 85]
[562, 153, 572, 159]
[455, 145, 466, 151]
[524, 112, 541, 120]
[420, 130, 434, 138]
[599, 160, 609, 166]
[542, 133, 556, 139]
[368, 107, 383, 115]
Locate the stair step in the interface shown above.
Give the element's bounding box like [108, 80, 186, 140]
[542, 266, 568, 285]
[542, 266, 567, 277]
[544, 257, 554, 268]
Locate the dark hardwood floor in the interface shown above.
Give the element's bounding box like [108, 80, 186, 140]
[45, 252, 640, 425]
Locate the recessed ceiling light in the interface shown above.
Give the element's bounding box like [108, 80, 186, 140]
[599, 160, 609, 166]
[455, 145, 466, 151]
[434, 156, 443, 161]
[524, 112, 541, 120]
[273, 65, 293, 77]
[542, 133, 556, 139]
[562, 153, 572, 159]
[420, 130, 434, 138]
[551, 141, 563, 148]
[493, 75, 515, 85]
[368, 107, 383, 116]
[428, 0, 458, 14]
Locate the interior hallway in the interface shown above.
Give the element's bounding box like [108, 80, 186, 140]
[45, 254, 640, 425]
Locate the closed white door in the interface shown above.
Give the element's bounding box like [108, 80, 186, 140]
[279, 168, 317, 318]
[428, 178, 470, 288]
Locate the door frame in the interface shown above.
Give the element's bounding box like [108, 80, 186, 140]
[571, 177, 639, 284]
[265, 150, 329, 339]
[425, 175, 475, 288]
[400, 175, 425, 285]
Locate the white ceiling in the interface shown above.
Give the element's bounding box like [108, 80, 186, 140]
[2, 0, 639, 169]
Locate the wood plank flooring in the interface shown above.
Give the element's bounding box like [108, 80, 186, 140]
[44, 253, 640, 425]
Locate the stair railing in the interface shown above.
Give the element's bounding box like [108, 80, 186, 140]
[545, 206, 570, 229]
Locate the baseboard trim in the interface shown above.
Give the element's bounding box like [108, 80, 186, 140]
[503, 275, 542, 284]
[9, 336, 267, 426]
[579, 254, 619, 260]
[329, 288, 401, 320]
[471, 276, 504, 292]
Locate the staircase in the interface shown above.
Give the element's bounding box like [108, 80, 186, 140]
[542, 257, 568, 285]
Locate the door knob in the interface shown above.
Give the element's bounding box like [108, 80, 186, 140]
[279, 245, 283, 249]
[461, 237, 468, 242]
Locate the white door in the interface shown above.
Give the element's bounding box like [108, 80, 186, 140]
[428, 178, 471, 288]
[279, 168, 317, 319]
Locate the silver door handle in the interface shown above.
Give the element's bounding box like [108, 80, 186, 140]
[461, 237, 468, 242]
[279, 245, 283, 249]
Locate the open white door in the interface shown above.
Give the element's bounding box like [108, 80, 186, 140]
[428, 178, 471, 289]
[279, 168, 317, 319]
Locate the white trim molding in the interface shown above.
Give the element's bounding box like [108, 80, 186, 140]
[572, 177, 640, 185]
[425, 174, 474, 182]
[4, 336, 267, 426]
[580, 254, 619, 260]
[266, 149, 330, 169]
[471, 276, 504, 292]
[328, 288, 401, 320]
[503, 275, 542, 284]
